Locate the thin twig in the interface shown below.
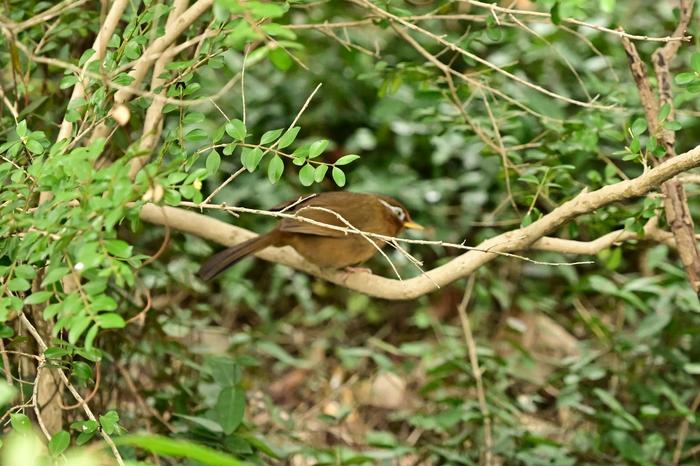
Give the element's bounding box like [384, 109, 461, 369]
[19, 314, 125, 466]
[671, 390, 700, 465]
[201, 83, 323, 204]
[457, 275, 494, 466]
[466, 0, 691, 42]
[181, 201, 593, 267]
[355, 0, 613, 109]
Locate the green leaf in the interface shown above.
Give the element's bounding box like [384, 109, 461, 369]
[298, 164, 315, 186]
[600, 0, 615, 13]
[184, 112, 205, 125]
[334, 154, 360, 166]
[658, 103, 671, 122]
[70, 420, 99, 433]
[550, 2, 562, 25]
[10, 413, 31, 433]
[24, 291, 52, 305]
[269, 47, 292, 71]
[309, 139, 329, 158]
[108, 33, 120, 48]
[485, 15, 503, 42]
[630, 118, 647, 136]
[25, 139, 44, 154]
[15, 264, 36, 279]
[314, 164, 328, 183]
[683, 363, 700, 374]
[0, 381, 16, 406]
[206, 150, 221, 175]
[42, 267, 69, 286]
[99, 410, 120, 435]
[105, 239, 132, 258]
[15, 120, 27, 138]
[84, 324, 98, 351]
[215, 387, 246, 435]
[59, 75, 78, 89]
[7, 278, 30, 292]
[223, 143, 236, 155]
[224, 21, 261, 51]
[588, 275, 617, 294]
[96, 313, 125, 329]
[78, 48, 96, 67]
[124, 41, 141, 59]
[664, 120, 682, 131]
[241, 147, 264, 172]
[278, 127, 300, 149]
[675, 72, 696, 85]
[185, 128, 208, 142]
[49, 431, 71, 457]
[76, 430, 97, 445]
[260, 128, 283, 145]
[248, 2, 288, 18]
[261, 23, 297, 40]
[91, 294, 116, 311]
[332, 167, 346, 187]
[267, 155, 284, 184]
[692, 52, 700, 73]
[116, 435, 246, 466]
[593, 388, 643, 430]
[225, 119, 247, 141]
[68, 316, 92, 344]
[629, 137, 640, 154]
[636, 311, 670, 338]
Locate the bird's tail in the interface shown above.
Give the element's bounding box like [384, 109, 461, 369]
[198, 232, 277, 281]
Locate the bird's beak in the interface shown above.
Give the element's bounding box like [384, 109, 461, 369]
[403, 221, 424, 230]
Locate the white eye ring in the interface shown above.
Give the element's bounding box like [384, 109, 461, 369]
[379, 199, 406, 222]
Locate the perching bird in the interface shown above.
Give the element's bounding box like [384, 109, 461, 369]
[198, 191, 422, 280]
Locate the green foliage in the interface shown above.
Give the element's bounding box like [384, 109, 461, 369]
[2, 0, 700, 465]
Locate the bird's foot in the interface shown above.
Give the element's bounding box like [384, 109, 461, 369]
[344, 266, 372, 274]
[338, 266, 372, 281]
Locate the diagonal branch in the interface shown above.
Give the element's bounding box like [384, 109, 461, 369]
[140, 143, 700, 300]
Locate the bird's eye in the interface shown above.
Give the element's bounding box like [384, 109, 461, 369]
[392, 206, 405, 221]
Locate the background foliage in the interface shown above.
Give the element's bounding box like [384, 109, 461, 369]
[1, 0, 700, 465]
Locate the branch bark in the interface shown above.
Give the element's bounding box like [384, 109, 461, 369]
[621, 0, 700, 294]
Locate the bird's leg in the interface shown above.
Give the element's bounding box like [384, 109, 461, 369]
[341, 266, 373, 280]
[345, 266, 372, 274]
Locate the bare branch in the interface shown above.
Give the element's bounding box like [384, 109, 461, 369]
[20, 314, 125, 466]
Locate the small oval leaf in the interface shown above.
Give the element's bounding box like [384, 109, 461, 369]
[332, 166, 346, 187]
[268, 155, 284, 183]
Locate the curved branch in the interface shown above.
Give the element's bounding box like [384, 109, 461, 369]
[139, 143, 700, 300]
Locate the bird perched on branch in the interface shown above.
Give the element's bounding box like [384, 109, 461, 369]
[198, 191, 422, 280]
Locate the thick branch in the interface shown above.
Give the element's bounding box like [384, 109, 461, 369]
[56, 0, 129, 142]
[90, 0, 213, 142]
[140, 143, 700, 300]
[130, 0, 190, 178]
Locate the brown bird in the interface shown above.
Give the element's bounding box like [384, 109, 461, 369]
[198, 192, 422, 280]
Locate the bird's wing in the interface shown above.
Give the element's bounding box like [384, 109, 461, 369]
[278, 206, 348, 237]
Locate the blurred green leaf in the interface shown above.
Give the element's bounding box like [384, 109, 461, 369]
[116, 435, 246, 466]
[267, 155, 284, 183]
